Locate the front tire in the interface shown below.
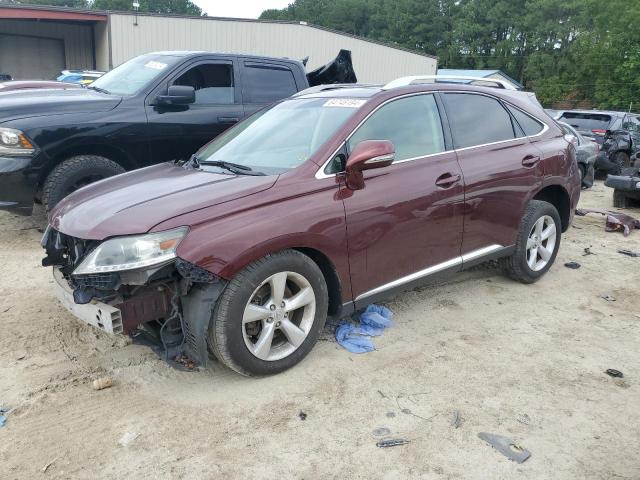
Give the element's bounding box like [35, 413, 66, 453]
[208, 250, 328, 376]
[612, 151, 631, 174]
[501, 200, 561, 284]
[42, 155, 125, 211]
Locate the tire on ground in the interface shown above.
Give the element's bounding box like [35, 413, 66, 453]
[613, 190, 629, 208]
[500, 199, 562, 284]
[42, 155, 125, 211]
[612, 151, 631, 174]
[208, 249, 329, 376]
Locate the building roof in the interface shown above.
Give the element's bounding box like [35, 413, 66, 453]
[437, 69, 524, 89]
[0, 3, 437, 60]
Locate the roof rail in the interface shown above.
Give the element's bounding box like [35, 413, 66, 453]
[292, 83, 378, 97]
[382, 75, 519, 91]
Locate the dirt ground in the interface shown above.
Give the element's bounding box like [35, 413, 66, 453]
[0, 181, 639, 480]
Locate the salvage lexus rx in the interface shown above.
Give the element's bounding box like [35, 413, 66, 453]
[42, 78, 580, 376]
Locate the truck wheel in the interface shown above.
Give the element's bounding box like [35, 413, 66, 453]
[612, 151, 631, 174]
[43, 155, 125, 211]
[208, 250, 328, 376]
[500, 200, 561, 284]
[613, 190, 629, 208]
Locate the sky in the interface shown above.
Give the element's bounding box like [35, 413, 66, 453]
[192, 0, 292, 19]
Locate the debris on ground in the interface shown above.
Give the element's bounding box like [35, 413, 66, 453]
[118, 431, 140, 447]
[42, 458, 57, 473]
[516, 413, 531, 425]
[618, 249, 640, 258]
[582, 247, 595, 256]
[478, 432, 531, 463]
[575, 209, 640, 236]
[92, 377, 113, 391]
[0, 415, 5, 427]
[605, 369, 624, 378]
[298, 411, 307, 421]
[451, 410, 461, 429]
[376, 438, 410, 448]
[564, 261, 581, 269]
[601, 294, 616, 302]
[386, 411, 396, 418]
[372, 427, 391, 437]
[335, 304, 393, 353]
[173, 354, 197, 370]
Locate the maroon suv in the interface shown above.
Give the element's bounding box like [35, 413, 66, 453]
[42, 79, 580, 376]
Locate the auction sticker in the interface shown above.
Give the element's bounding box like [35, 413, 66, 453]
[323, 98, 366, 108]
[145, 61, 168, 70]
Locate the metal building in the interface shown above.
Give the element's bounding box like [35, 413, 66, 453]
[0, 4, 436, 83]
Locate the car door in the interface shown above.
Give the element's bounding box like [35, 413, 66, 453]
[441, 92, 546, 256]
[622, 114, 640, 157]
[145, 57, 243, 163]
[337, 93, 465, 304]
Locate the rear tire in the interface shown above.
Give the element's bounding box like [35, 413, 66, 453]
[500, 200, 561, 284]
[42, 155, 125, 211]
[208, 250, 328, 376]
[612, 151, 631, 174]
[613, 190, 629, 208]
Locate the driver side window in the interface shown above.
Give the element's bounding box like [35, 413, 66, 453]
[173, 62, 235, 105]
[347, 95, 445, 163]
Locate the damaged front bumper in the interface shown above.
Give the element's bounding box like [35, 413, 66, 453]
[43, 227, 226, 368]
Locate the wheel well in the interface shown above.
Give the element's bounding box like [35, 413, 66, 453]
[293, 247, 342, 316]
[38, 144, 134, 187]
[533, 185, 570, 232]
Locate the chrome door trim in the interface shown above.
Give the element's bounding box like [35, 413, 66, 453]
[354, 244, 504, 302]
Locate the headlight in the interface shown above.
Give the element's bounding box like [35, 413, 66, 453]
[73, 227, 188, 275]
[0, 127, 35, 156]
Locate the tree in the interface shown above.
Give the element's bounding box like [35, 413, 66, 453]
[90, 0, 202, 15]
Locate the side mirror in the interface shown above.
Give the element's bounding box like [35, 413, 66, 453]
[345, 140, 395, 190]
[154, 85, 195, 106]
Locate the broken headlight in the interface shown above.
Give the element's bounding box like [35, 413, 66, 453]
[73, 227, 188, 275]
[0, 127, 35, 156]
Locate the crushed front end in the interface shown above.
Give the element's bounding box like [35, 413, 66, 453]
[41, 226, 225, 368]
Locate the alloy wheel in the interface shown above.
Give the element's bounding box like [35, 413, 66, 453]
[526, 215, 557, 271]
[242, 271, 316, 361]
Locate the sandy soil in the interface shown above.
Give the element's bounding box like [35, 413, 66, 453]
[0, 182, 639, 480]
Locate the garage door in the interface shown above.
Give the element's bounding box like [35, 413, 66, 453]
[0, 34, 65, 80]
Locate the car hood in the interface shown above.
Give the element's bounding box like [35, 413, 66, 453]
[50, 162, 277, 240]
[0, 88, 120, 122]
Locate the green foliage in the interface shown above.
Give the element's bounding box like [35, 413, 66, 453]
[3, 0, 203, 15]
[260, 0, 640, 110]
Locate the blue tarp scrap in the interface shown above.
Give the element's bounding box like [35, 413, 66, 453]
[335, 304, 393, 353]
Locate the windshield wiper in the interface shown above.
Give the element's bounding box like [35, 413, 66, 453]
[192, 156, 265, 176]
[87, 85, 110, 94]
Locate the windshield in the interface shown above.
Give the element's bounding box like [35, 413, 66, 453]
[196, 97, 365, 174]
[90, 54, 179, 96]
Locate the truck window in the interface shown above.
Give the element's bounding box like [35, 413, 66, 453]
[243, 63, 297, 104]
[173, 63, 234, 104]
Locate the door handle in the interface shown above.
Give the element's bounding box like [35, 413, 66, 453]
[522, 155, 541, 167]
[218, 116, 240, 123]
[435, 172, 461, 188]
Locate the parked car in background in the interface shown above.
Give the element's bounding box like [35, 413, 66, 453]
[42, 77, 580, 376]
[605, 153, 640, 207]
[0, 80, 81, 92]
[0, 50, 356, 215]
[57, 70, 105, 85]
[558, 121, 598, 188]
[553, 109, 640, 173]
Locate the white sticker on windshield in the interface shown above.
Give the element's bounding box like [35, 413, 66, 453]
[144, 61, 168, 70]
[323, 98, 366, 108]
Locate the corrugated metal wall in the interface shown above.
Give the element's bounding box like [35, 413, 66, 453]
[108, 14, 436, 83]
[0, 19, 94, 72]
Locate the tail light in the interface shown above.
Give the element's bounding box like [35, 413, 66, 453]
[592, 129, 607, 135]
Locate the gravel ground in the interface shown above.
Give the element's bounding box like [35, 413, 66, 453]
[0, 181, 639, 479]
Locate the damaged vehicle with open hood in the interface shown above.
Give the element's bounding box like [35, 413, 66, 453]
[0, 49, 356, 215]
[43, 76, 580, 376]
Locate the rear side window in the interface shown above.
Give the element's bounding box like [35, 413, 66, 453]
[443, 93, 515, 148]
[506, 105, 545, 136]
[243, 63, 297, 103]
[558, 112, 612, 133]
[348, 94, 445, 161]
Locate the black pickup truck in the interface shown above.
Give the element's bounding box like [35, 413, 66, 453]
[0, 50, 356, 214]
